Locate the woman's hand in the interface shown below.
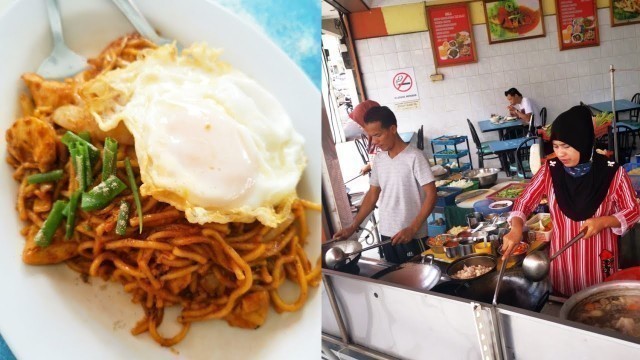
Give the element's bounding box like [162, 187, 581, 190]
[501, 228, 523, 261]
[581, 216, 620, 239]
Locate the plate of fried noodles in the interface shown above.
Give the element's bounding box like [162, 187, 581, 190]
[0, 0, 321, 359]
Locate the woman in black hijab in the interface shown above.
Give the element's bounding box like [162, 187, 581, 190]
[502, 105, 640, 296]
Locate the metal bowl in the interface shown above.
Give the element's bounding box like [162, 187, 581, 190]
[433, 166, 450, 181]
[462, 168, 500, 187]
[428, 234, 454, 254]
[482, 225, 499, 235]
[446, 254, 497, 281]
[444, 240, 460, 258]
[497, 242, 530, 264]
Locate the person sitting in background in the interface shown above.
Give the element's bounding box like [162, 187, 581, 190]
[333, 106, 437, 263]
[505, 87, 540, 128]
[344, 100, 380, 175]
[502, 106, 640, 296]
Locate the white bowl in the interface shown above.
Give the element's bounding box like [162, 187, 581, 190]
[0, 1, 320, 359]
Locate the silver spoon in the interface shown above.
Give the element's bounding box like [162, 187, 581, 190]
[111, 0, 177, 47]
[325, 239, 391, 269]
[470, 222, 485, 234]
[522, 229, 587, 282]
[37, 0, 88, 79]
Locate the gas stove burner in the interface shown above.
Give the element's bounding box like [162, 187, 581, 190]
[341, 265, 360, 275]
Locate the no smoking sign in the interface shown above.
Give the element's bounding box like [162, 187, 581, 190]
[393, 72, 413, 92]
[388, 67, 419, 106]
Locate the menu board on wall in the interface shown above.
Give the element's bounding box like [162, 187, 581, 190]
[611, 0, 640, 27]
[555, 0, 599, 50]
[426, 3, 477, 68]
[483, 0, 546, 44]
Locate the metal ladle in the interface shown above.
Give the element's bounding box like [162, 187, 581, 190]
[492, 246, 513, 306]
[325, 239, 392, 269]
[522, 229, 587, 282]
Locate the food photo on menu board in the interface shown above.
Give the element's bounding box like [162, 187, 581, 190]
[556, 0, 599, 50]
[483, 0, 546, 43]
[426, 3, 477, 67]
[611, 0, 640, 26]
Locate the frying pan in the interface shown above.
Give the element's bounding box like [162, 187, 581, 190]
[371, 254, 442, 291]
[432, 268, 551, 312]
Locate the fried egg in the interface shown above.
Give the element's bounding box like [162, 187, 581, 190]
[81, 44, 305, 227]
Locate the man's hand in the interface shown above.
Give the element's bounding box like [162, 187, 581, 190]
[391, 226, 417, 245]
[333, 225, 357, 241]
[500, 229, 522, 261]
[360, 163, 372, 175]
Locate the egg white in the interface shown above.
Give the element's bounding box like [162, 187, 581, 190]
[81, 44, 305, 227]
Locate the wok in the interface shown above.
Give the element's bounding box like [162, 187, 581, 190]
[431, 268, 551, 312]
[322, 239, 362, 272]
[325, 240, 391, 269]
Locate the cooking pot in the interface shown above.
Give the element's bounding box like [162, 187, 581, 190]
[431, 268, 551, 312]
[322, 239, 362, 271]
[373, 254, 442, 291]
[559, 280, 640, 320]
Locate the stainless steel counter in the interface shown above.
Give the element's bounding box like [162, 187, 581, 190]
[322, 264, 640, 360]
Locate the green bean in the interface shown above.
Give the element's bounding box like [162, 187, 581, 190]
[102, 137, 118, 180]
[125, 157, 143, 233]
[34, 200, 68, 247]
[61, 131, 99, 162]
[69, 142, 87, 191]
[78, 142, 93, 188]
[26, 169, 63, 184]
[115, 200, 130, 236]
[78, 131, 91, 143]
[65, 191, 82, 239]
[80, 175, 127, 211]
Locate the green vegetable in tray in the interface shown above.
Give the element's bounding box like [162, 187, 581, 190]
[495, 187, 525, 199]
[440, 149, 457, 155]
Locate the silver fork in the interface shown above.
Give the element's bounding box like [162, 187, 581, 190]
[111, 0, 178, 48]
[37, 0, 88, 79]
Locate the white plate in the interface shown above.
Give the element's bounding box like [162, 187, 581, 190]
[0, 0, 320, 359]
[488, 200, 513, 210]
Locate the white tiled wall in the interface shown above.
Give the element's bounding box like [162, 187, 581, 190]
[354, 9, 640, 165]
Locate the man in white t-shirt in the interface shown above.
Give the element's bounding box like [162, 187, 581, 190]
[332, 106, 437, 263]
[505, 87, 540, 128]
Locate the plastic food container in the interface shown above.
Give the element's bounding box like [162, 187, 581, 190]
[474, 242, 492, 254]
[525, 213, 552, 242]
